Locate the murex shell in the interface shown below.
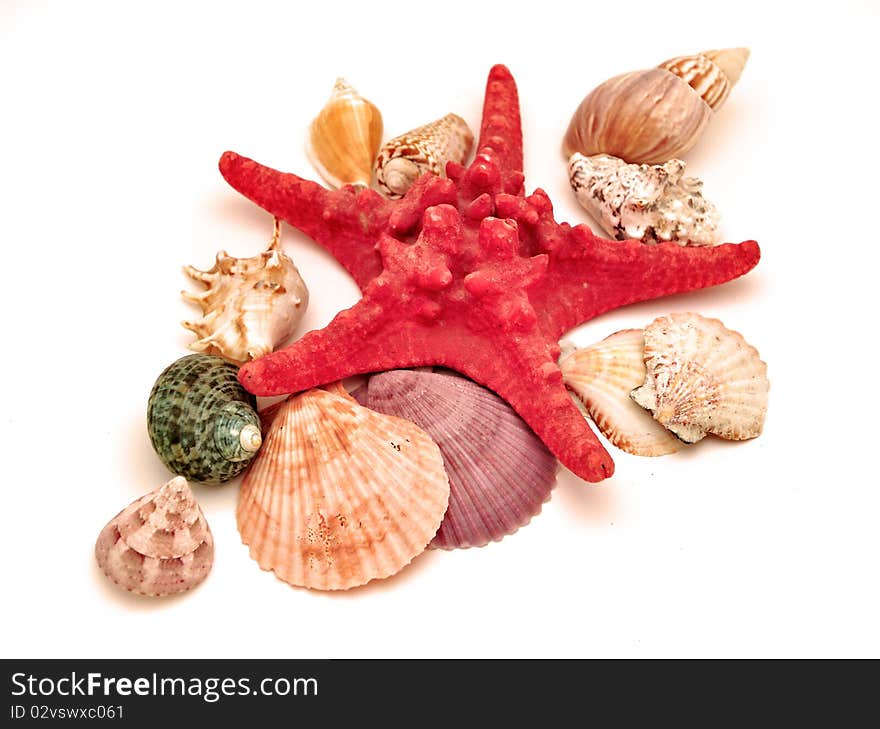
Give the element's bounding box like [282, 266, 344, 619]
[560, 330, 683, 457]
[182, 219, 309, 364]
[568, 153, 719, 246]
[631, 313, 769, 443]
[354, 369, 558, 549]
[95, 476, 214, 597]
[147, 354, 262, 484]
[563, 48, 749, 164]
[374, 113, 474, 199]
[237, 383, 450, 590]
[306, 78, 383, 189]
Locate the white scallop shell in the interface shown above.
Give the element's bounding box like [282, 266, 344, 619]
[237, 384, 450, 591]
[631, 313, 769, 443]
[182, 220, 309, 365]
[95, 476, 214, 597]
[560, 330, 683, 457]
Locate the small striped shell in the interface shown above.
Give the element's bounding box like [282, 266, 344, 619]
[354, 369, 558, 549]
[147, 354, 262, 484]
[95, 476, 214, 597]
[631, 313, 769, 443]
[657, 48, 749, 111]
[560, 330, 683, 457]
[374, 113, 474, 198]
[237, 384, 449, 590]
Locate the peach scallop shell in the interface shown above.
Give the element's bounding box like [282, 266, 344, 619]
[95, 476, 214, 597]
[559, 330, 683, 457]
[353, 369, 558, 550]
[237, 383, 450, 590]
[631, 313, 769, 443]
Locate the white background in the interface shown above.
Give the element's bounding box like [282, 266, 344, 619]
[1, 0, 877, 658]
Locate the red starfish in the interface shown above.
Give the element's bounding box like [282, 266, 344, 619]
[218, 65, 760, 483]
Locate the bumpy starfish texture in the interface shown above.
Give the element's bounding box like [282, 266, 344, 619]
[219, 65, 760, 483]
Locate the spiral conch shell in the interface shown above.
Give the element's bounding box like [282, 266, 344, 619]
[306, 78, 383, 189]
[238, 383, 450, 590]
[95, 476, 214, 597]
[182, 220, 309, 364]
[374, 113, 474, 199]
[631, 313, 769, 443]
[568, 153, 720, 246]
[563, 48, 749, 164]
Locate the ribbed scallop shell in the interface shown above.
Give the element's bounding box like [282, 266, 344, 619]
[95, 476, 214, 597]
[306, 78, 383, 189]
[237, 384, 449, 590]
[147, 354, 262, 484]
[353, 370, 558, 550]
[560, 330, 683, 457]
[631, 313, 769, 443]
[374, 113, 474, 199]
[182, 220, 309, 364]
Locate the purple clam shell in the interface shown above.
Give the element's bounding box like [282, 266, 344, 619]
[354, 369, 558, 549]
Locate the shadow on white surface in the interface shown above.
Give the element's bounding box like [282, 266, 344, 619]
[554, 468, 619, 526]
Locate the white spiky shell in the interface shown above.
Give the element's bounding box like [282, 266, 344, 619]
[560, 330, 683, 457]
[568, 153, 719, 246]
[374, 113, 474, 198]
[237, 384, 450, 591]
[95, 476, 214, 597]
[182, 222, 309, 365]
[306, 78, 383, 189]
[631, 313, 769, 443]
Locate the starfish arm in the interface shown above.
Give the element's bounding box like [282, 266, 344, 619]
[219, 151, 388, 288]
[445, 333, 614, 483]
[475, 65, 525, 193]
[534, 227, 761, 337]
[238, 297, 441, 397]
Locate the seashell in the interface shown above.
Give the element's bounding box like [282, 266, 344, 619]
[658, 48, 749, 111]
[353, 369, 558, 550]
[631, 313, 769, 443]
[237, 383, 450, 590]
[95, 476, 214, 597]
[147, 354, 262, 484]
[559, 330, 683, 457]
[374, 113, 474, 199]
[563, 48, 749, 165]
[306, 78, 383, 189]
[182, 218, 309, 364]
[568, 153, 719, 246]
